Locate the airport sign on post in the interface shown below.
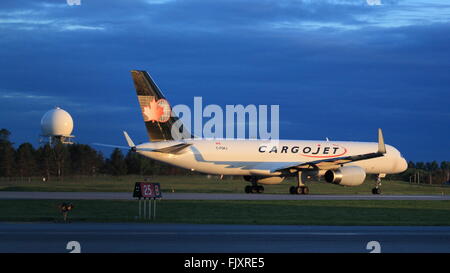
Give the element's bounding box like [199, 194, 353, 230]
[133, 182, 162, 220]
[136, 182, 162, 199]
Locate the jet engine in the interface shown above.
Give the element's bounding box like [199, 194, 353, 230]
[324, 166, 366, 186]
[243, 176, 285, 185]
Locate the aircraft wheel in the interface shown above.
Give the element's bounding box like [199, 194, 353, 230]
[302, 186, 310, 195]
[372, 188, 381, 195]
[289, 186, 296, 194]
[257, 186, 264, 194]
[295, 186, 303, 195]
[245, 185, 252, 194]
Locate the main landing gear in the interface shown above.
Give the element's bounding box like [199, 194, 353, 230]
[244, 177, 264, 194]
[371, 173, 385, 195]
[289, 186, 309, 195]
[290, 171, 309, 195]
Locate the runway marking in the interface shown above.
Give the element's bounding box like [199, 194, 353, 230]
[1, 231, 449, 236]
[1, 224, 449, 253]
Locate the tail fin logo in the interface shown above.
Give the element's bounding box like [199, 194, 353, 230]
[139, 96, 171, 123]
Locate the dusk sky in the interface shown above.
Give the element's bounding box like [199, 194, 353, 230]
[0, 0, 449, 162]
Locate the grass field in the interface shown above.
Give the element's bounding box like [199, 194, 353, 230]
[0, 175, 449, 195]
[2, 176, 449, 226]
[0, 199, 449, 225]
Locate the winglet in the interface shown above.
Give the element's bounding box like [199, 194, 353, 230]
[123, 131, 135, 148]
[378, 128, 386, 154]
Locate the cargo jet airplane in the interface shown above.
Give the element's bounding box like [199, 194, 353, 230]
[96, 70, 408, 195]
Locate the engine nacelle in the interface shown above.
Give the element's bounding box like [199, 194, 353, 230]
[324, 166, 366, 187]
[243, 176, 285, 185]
[301, 170, 327, 182]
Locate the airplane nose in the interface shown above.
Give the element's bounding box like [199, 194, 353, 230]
[398, 157, 408, 172]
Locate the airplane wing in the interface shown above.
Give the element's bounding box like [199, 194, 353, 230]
[194, 128, 387, 174]
[272, 151, 384, 172]
[226, 161, 303, 172]
[93, 131, 192, 155]
[271, 128, 387, 172]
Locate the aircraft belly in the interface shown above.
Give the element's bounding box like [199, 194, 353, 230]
[140, 150, 255, 175]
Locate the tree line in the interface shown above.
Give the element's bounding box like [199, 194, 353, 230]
[0, 128, 449, 184]
[0, 129, 189, 180]
[389, 161, 450, 185]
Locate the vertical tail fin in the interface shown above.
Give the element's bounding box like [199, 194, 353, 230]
[130, 70, 192, 142]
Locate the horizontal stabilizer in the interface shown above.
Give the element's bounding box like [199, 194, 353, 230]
[92, 143, 130, 150]
[93, 141, 191, 155]
[151, 143, 192, 154]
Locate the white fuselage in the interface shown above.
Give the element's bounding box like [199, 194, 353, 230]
[136, 139, 408, 177]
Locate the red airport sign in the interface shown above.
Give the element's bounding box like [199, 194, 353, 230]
[133, 182, 162, 199]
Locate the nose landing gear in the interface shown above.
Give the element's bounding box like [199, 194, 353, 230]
[245, 185, 264, 194]
[372, 173, 385, 195]
[289, 171, 309, 195]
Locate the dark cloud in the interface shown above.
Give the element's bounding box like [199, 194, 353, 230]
[0, 0, 449, 161]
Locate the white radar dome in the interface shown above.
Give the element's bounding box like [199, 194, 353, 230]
[41, 107, 74, 137]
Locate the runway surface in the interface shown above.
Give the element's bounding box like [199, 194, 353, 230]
[0, 223, 449, 253]
[0, 191, 449, 201]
